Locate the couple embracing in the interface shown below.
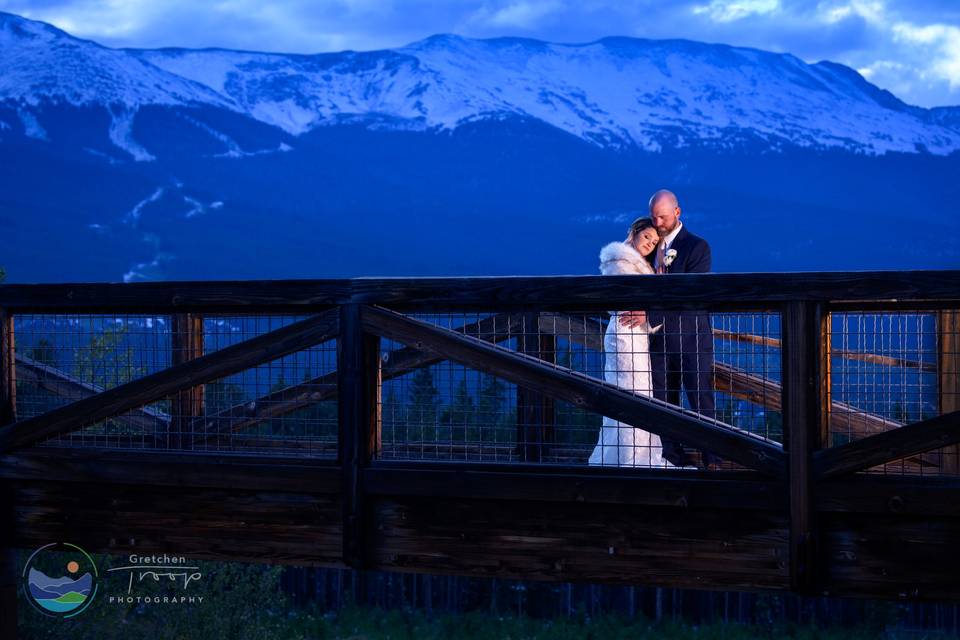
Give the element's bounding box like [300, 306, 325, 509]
[588, 189, 720, 470]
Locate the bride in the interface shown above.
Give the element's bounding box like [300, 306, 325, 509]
[588, 217, 674, 467]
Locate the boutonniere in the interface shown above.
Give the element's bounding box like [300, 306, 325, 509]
[663, 249, 678, 267]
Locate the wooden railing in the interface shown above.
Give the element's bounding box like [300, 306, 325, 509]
[0, 271, 959, 618]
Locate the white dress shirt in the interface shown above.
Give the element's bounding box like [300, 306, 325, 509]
[655, 221, 683, 272]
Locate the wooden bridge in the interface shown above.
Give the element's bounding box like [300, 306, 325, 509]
[1, 271, 959, 633]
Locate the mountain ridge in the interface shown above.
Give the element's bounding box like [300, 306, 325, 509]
[2, 10, 959, 158]
[1, 11, 957, 283]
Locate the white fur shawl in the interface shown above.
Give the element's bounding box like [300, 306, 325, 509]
[599, 241, 655, 276]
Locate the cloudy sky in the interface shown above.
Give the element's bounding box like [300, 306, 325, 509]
[1, 0, 958, 108]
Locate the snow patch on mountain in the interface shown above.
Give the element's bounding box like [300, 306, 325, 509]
[123, 253, 173, 283]
[108, 108, 154, 161]
[249, 99, 317, 136]
[176, 113, 294, 157]
[217, 142, 292, 158]
[577, 211, 634, 224]
[84, 147, 121, 164]
[183, 196, 224, 218]
[17, 108, 46, 140]
[183, 196, 204, 218]
[124, 187, 165, 225]
[179, 112, 244, 156]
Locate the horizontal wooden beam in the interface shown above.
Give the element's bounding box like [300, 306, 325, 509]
[8, 448, 960, 518]
[712, 327, 781, 349]
[4, 449, 960, 597]
[2, 271, 959, 312]
[817, 475, 960, 517]
[370, 495, 791, 591]
[0, 310, 340, 453]
[713, 328, 934, 373]
[365, 465, 781, 510]
[831, 350, 936, 373]
[10, 478, 344, 568]
[361, 305, 786, 477]
[0, 447, 339, 492]
[814, 410, 960, 480]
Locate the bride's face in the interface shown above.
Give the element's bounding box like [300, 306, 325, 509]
[632, 227, 660, 257]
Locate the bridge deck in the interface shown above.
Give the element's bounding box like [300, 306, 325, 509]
[0, 272, 958, 634]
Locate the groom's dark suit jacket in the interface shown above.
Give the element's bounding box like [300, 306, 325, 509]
[647, 225, 718, 466]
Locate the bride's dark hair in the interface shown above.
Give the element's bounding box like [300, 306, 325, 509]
[626, 216, 655, 243]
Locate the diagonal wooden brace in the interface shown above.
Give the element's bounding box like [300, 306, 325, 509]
[361, 305, 786, 477]
[813, 409, 960, 480]
[0, 309, 340, 453]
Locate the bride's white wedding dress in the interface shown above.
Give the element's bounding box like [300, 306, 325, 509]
[588, 241, 674, 468]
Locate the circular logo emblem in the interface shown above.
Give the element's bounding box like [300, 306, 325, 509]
[22, 543, 99, 617]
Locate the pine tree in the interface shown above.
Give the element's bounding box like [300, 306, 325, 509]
[28, 338, 56, 367]
[441, 378, 475, 443]
[408, 367, 438, 441]
[554, 346, 599, 444]
[73, 325, 143, 389]
[477, 373, 508, 443]
[205, 381, 247, 414]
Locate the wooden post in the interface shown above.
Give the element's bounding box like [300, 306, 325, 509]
[820, 310, 833, 449]
[171, 313, 204, 449]
[0, 547, 14, 640]
[368, 332, 383, 462]
[782, 301, 821, 594]
[939, 310, 959, 475]
[540, 331, 557, 452]
[0, 309, 18, 638]
[338, 304, 379, 570]
[0, 310, 15, 427]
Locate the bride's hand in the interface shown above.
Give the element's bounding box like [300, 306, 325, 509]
[619, 310, 647, 328]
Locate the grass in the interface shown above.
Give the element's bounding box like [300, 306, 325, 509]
[275, 607, 940, 640]
[22, 600, 959, 640]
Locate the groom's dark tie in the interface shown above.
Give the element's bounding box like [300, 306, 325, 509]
[655, 242, 666, 274]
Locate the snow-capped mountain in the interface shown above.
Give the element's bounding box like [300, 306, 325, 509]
[0, 15, 228, 108]
[1, 10, 957, 285]
[138, 35, 960, 155]
[2, 11, 959, 158]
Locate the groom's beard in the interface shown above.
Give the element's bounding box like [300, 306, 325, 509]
[657, 222, 678, 237]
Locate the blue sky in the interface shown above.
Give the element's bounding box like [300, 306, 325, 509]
[1, 0, 958, 108]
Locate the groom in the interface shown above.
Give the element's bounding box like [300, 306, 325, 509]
[645, 189, 719, 469]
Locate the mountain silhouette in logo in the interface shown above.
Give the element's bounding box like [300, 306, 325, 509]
[28, 567, 92, 612]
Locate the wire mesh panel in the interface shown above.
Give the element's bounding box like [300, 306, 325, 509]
[379, 313, 521, 463]
[13, 313, 337, 458]
[377, 309, 782, 469]
[712, 312, 782, 444]
[827, 309, 956, 476]
[182, 315, 338, 457]
[15, 314, 172, 420]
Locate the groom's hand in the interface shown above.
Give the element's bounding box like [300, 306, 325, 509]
[619, 311, 647, 328]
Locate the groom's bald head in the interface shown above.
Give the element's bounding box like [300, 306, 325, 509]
[649, 189, 681, 237]
[649, 189, 678, 210]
